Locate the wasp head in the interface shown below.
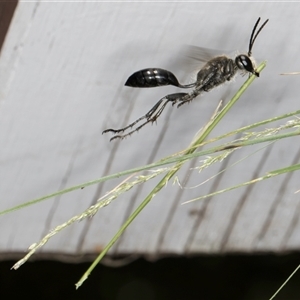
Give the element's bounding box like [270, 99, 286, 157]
[237, 17, 269, 77]
[235, 54, 259, 77]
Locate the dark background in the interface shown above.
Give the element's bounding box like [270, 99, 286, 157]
[1, 254, 300, 300]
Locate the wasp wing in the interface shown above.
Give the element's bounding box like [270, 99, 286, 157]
[182, 45, 232, 62]
[176, 45, 236, 86]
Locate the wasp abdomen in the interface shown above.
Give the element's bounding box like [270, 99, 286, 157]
[125, 68, 181, 88]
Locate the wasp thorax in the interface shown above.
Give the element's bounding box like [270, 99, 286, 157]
[235, 55, 259, 77]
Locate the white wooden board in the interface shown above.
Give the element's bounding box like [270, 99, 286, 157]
[0, 2, 299, 259]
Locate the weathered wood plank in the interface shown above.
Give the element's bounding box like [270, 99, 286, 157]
[0, 2, 299, 258]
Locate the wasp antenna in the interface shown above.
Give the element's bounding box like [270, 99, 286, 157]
[248, 18, 269, 57]
[248, 17, 261, 56]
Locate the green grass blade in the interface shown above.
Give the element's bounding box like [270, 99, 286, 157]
[183, 163, 300, 204]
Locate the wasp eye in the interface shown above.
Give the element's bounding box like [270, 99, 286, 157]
[235, 55, 258, 76]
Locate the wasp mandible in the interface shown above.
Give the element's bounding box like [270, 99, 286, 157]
[103, 18, 269, 141]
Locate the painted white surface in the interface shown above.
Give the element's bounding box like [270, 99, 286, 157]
[0, 2, 299, 258]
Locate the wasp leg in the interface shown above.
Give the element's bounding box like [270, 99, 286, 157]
[104, 93, 188, 141]
[151, 93, 188, 120]
[177, 90, 202, 108]
[102, 98, 165, 135]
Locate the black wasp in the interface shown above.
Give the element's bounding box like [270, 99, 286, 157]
[103, 18, 269, 141]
